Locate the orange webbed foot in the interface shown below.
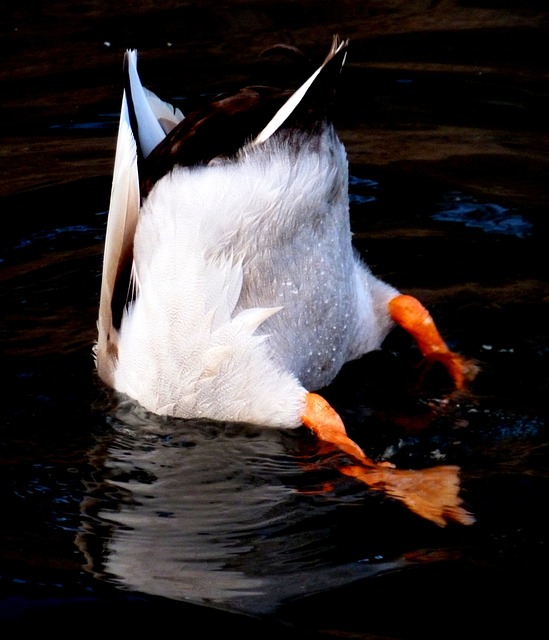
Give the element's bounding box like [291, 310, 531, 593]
[340, 464, 475, 527]
[301, 393, 474, 527]
[389, 294, 479, 390]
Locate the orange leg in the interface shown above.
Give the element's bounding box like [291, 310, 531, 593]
[389, 294, 478, 389]
[301, 392, 474, 527]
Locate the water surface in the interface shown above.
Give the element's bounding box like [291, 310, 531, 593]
[1, 2, 548, 637]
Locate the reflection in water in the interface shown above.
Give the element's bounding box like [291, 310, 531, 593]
[78, 401, 417, 614]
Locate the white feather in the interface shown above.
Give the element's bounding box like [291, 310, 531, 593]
[95, 95, 139, 386]
[143, 86, 184, 136]
[253, 37, 348, 145]
[125, 50, 184, 157]
[98, 40, 398, 427]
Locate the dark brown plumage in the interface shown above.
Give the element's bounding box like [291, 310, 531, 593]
[137, 41, 348, 196]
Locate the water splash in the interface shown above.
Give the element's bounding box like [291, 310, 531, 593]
[433, 191, 533, 237]
[348, 174, 380, 205]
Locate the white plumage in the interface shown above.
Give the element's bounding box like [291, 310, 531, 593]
[95, 38, 476, 526]
[113, 128, 397, 424]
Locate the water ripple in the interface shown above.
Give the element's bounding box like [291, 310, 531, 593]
[433, 191, 533, 237]
[77, 408, 418, 612]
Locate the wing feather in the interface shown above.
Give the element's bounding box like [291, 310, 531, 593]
[95, 94, 140, 385]
[96, 51, 185, 384]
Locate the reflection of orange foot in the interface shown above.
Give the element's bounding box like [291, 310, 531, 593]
[340, 464, 475, 527]
[302, 393, 475, 527]
[389, 294, 479, 390]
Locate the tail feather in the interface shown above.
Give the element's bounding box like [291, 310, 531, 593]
[95, 100, 139, 386]
[253, 35, 348, 145]
[96, 50, 186, 385]
[124, 50, 183, 159]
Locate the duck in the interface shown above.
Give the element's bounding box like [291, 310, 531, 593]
[95, 37, 477, 527]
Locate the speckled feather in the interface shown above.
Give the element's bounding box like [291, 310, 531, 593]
[93, 39, 478, 527]
[96, 38, 398, 426]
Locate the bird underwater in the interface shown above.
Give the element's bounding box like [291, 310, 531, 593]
[95, 37, 477, 527]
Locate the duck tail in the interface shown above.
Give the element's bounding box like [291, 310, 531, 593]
[252, 35, 348, 145]
[123, 50, 184, 161]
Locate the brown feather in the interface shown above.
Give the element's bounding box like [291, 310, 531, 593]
[141, 38, 348, 195]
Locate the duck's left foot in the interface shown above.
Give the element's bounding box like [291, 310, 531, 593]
[301, 393, 474, 526]
[388, 294, 479, 390]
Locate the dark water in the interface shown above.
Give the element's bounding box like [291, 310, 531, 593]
[1, 2, 548, 637]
